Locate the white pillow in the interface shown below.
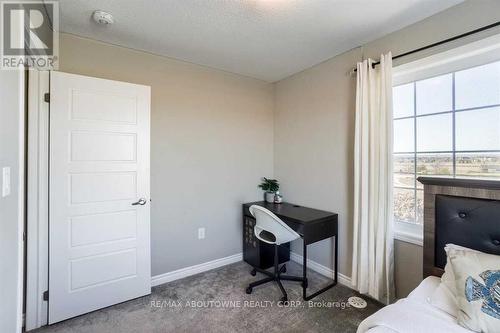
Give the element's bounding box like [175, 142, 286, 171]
[441, 244, 480, 298]
[447, 246, 500, 333]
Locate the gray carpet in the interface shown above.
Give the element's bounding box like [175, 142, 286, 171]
[33, 261, 382, 333]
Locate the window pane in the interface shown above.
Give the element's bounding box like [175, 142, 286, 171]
[416, 153, 453, 188]
[394, 118, 414, 152]
[394, 173, 415, 188]
[456, 153, 500, 179]
[416, 74, 452, 115]
[394, 188, 415, 223]
[455, 61, 500, 110]
[456, 107, 500, 151]
[394, 154, 414, 174]
[416, 190, 424, 225]
[392, 61, 500, 227]
[393, 83, 414, 118]
[416, 114, 452, 152]
[416, 153, 453, 175]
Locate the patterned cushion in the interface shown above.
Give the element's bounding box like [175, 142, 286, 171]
[448, 247, 500, 332]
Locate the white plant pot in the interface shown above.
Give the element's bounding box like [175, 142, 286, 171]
[265, 192, 275, 203]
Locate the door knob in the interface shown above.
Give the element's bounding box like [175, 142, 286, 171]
[132, 198, 147, 206]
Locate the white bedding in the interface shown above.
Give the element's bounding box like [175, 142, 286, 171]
[357, 276, 472, 333]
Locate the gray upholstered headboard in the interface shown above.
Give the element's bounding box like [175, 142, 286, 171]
[418, 177, 500, 278]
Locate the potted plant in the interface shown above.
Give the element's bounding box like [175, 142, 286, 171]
[258, 177, 279, 203]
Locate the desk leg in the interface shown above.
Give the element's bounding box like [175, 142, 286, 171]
[302, 236, 338, 301]
[302, 242, 307, 300]
[334, 234, 338, 285]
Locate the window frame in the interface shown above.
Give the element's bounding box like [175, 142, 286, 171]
[392, 33, 500, 246]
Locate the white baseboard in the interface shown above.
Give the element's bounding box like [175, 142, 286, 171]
[151, 253, 243, 287]
[151, 251, 351, 289]
[289, 252, 352, 287]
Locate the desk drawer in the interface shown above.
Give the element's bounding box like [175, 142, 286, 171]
[303, 218, 337, 244]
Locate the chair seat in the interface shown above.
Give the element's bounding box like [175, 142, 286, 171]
[249, 205, 300, 245]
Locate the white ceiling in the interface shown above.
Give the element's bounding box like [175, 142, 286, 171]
[59, 0, 464, 82]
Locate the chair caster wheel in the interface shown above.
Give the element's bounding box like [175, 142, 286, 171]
[279, 297, 288, 305]
[245, 287, 252, 294]
[250, 268, 257, 276]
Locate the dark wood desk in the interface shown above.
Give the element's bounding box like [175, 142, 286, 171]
[242, 201, 338, 300]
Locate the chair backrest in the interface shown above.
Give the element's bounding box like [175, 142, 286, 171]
[249, 205, 300, 245]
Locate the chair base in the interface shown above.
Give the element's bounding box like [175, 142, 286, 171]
[246, 245, 304, 303]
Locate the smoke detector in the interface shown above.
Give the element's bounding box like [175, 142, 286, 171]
[92, 10, 114, 25]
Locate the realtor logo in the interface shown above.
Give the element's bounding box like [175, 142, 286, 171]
[1, 1, 59, 69]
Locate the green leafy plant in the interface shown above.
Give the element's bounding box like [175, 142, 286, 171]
[258, 177, 279, 192]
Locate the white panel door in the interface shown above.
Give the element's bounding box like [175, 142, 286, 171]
[49, 71, 151, 324]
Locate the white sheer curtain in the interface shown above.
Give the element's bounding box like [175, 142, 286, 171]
[351, 53, 395, 304]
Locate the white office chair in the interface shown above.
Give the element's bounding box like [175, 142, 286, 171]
[245, 205, 303, 303]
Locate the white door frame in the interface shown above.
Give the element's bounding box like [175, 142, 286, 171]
[25, 70, 152, 328]
[25, 70, 50, 330]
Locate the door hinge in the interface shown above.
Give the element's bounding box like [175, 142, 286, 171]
[43, 290, 49, 301]
[44, 93, 50, 103]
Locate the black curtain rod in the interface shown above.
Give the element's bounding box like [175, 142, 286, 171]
[354, 20, 500, 71]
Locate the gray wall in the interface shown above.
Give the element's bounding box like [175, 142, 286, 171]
[0, 70, 24, 332]
[274, 49, 360, 279]
[274, 0, 500, 297]
[59, 34, 275, 276]
[394, 240, 423, 298]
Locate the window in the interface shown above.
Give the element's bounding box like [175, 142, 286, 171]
[393, 59, 500, 243]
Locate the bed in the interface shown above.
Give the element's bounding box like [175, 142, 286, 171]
[358, 177, 500, 333]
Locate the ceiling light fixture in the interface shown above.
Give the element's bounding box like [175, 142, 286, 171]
[92, 10, 114, 26]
